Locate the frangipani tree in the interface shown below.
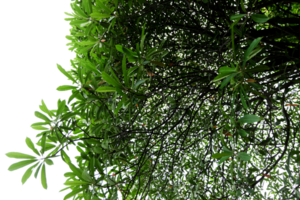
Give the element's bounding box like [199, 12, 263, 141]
[6, 0, 300, 199]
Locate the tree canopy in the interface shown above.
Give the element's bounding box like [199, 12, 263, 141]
[6, 0, 300, 199]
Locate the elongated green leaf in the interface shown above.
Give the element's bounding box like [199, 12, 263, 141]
[238, 152, 251, 161]
[25, 137, 40, 156]
[61, 150, 71, 163]
[247, 46, 263, 62]
[64, 180, 89, 186]
[122, 47, 138, 62]
[71, 3, 89, 18]
[140, 23, 147, 52]
[220, 73, 238, 89]
[6, 152, 36, 160]
[133, 80, 145, 89]
[219, 67, 236, 74]
[64, 187, 86, 200]
[128, 66, 139, 75]
[122, 55, 129, 87]
[57, 100, 66, 117]
[96, 86, 116, 92]
[68, 90, 79, 104]
[41, 164, 47, 189]
[68, 163, 83, 179]
[110, 67, 123, 86]
[57, 85, 77, 91]
[212, 152, 232, 159]
[211, 73, 234, 83]
[61, 112, 78, 121]
[237, 129, 249, 137]
[243, 37, 263, 67]
[230, 14, 246, 21]
[101, 72, 121, 87]
[31, 122, 49, 126]
[31, 126, 48, 130]
[34, 163, 43, 178]
[40, 100, 53, 118]
[240, 0, 247, 12]
[240, 85, 252, 110]
[96, 0, 112, 14]
[90, 12, 111, 19]
[82, 169, 93, 182]
[8, 160, 37, 171]
[238, 115, 262, 124]
[21, 163, 38, 184]
[251, 14, 269, 23]
[57, 64, 77, 83]
[64, 172, 75, 177]
[240, 91, 248, 109]
[218, 155, 231, 164]
[35, 111, 51, 122]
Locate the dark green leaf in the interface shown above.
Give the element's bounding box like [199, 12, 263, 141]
[6, 152, 36, 160]
[238, 115, 262, 123]
[251, 14, 269, 23]
[41, 164, 47, 189]
[8, 160, 37, 171]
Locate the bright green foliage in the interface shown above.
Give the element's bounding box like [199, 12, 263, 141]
[6, 0, 300, 199]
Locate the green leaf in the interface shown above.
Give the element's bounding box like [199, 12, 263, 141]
[82, 169, 93, 182]
[140, 23, 147, 52]
[40, 100, 53, 118]
[133, 80, 145, 90]
[44, 159, 54, 166]
[61, 150, 71, 163]
[122, 55, 129, 87]
[57, 64, 77, 83]
[31, 125, 48, 131]
[64, 172, 75, 177]
[241, 0, 247, 12]
[238, 152, 251, 161]
[211, 73, 233, 83]
[220, 73, 238, 89]
[122, 47, 138, 62]
[64, 187, 86, 200]
[31, 122, 49, 126]
[243, 37, 263, 67]
[230, 14, 246, 21]
[57, 100, 66, 117]
[68, 90, 80, 104]
[64, 180, 89, 186]
[237, 129, 249, 137]
[114, 96, 127, 115]
[240, 91, 248, 110]
[8, 160, 37, 171]
[35, 111, 51, 122]
[251, 14, 269, 23]
[90, 12, 111, 20]
[238, 115, 262, 124]
[218, 155, 231, 164]
[34, 163, 43, 178]
[96, 86, 116, 92]
[57, 85, 77, 91]
[95, 0, 112, 14]
[21, 163, 38, 184]
[41, 164, 47, 189]
[71, 3, 89, 18]
[61, 112, 78, 121]
[25, 137, 40, 156]
[68, 163, 83, 180]
[101, 72, 122, 87]
[219, 67, 236, 74]
[212, 152, 232, 159]
[6, 152, 36, 160]
[247, 46, 263, 61]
